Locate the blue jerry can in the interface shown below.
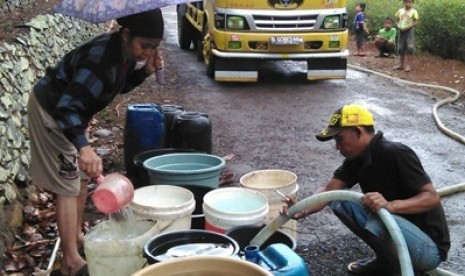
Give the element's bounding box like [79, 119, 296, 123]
[247, 243, 310, 276]
[124, 103, 164, 181]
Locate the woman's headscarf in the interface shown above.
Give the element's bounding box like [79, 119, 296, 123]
[116, 9, 164, 38]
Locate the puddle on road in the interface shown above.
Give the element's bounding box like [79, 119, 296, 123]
[346, 69, 368, 79]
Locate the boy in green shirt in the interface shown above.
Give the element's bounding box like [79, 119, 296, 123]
[394, 0, 419, 72]
[374, 17, 397, 58]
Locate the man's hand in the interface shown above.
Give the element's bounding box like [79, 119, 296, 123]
[78, 145, 103, 179]
[361, 192, 392, 213]
[280, 196, 309, 220]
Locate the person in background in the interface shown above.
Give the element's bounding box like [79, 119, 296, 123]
[353, 3, 369, 56]
[394, 0, 419, 72]
[283, 104, 450, 275]
[374, 17, 397, 58]
[28, 9, 165, 276]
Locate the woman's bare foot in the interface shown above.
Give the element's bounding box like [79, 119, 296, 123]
[61, 258, 87, 276]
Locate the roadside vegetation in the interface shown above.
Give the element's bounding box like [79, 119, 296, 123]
[347, 0, 465, 62]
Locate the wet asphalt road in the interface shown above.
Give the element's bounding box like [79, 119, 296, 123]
[134, 7, 465, 275]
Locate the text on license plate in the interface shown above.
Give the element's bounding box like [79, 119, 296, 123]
[271, 36, 304, 45]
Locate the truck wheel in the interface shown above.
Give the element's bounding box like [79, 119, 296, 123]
[201, 23, 215, 78]
[177, 5, 193, 50]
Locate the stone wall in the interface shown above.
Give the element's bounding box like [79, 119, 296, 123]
[0, 0, 35, 14]
[0, 13, 103, 256]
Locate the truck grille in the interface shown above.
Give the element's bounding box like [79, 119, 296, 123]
[253, 14, 318, 31]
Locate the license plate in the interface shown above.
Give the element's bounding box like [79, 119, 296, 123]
[270, 36, 303, 45]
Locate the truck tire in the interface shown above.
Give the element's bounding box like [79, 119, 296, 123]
[201, 23, 215, 78]
[177, 5, 193, 50]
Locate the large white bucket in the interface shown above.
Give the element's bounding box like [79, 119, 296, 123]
[240, 169, 299, 239]
[84, 220, 164, 276]
[130, 185, 195, 231]
[203, 187, 269, 233]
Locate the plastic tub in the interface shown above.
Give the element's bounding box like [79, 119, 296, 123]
[133, 148, 197, 188]
[142, 229, 239, 264]
[143, 153, 225, 188]
[240, 169, 298, 239]
[84, 220, 162, 276]
[133, 255, 272, 276]
[130, 185, 195, 232]
[203, 187, 269, 233]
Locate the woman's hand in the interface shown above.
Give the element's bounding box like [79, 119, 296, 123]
[78, 145, 103, 179]
[145, 49, 164, 75]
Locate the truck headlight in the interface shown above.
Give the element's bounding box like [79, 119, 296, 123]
[323, 15, 340, 29]
[227, 16, 246, 30]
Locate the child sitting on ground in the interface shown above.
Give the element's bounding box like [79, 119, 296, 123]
[374, 17, 397, 58]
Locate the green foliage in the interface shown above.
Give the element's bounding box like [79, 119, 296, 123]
[416, 0, 465, 61]
[347, 0, 465, 61]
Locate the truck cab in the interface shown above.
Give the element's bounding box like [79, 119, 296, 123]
[177, 0, 348, 82]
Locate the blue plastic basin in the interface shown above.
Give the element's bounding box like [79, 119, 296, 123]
[143, 153, 225, 188]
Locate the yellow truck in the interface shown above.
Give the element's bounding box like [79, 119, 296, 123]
[177, 0, 348, 82]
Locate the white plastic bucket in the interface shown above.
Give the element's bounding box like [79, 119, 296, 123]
[130, 185, 195, 231]
[240, 169, 299, 239]
[84, 220, 163, 276]
[132, 255, 272, 276]
[203, 187, 269, 233]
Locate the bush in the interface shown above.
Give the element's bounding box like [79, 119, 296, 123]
[416, 0, 465, 61]
[347, 0, 465, 61]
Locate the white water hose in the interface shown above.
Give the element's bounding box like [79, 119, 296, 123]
[250, 191, 415, 276]
[348, 64, 465, 197]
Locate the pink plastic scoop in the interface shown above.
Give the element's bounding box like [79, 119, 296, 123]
[92, 173, 134, 214]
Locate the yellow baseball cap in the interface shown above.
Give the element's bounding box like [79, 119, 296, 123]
[316, 104, 375, 142]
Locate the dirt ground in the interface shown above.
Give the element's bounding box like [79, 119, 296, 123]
[2, 3, 465, 275]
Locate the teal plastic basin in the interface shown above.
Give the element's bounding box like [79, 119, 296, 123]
[143, 153, 225, 188]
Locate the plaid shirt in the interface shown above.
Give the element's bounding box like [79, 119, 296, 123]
[34, 32, 150, 149]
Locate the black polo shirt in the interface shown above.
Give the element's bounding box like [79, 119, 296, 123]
[333, 131, 450, 261]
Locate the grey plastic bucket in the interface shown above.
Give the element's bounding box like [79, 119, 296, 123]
[133, 148, 196, 188]
[143, 153, 225, 188]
